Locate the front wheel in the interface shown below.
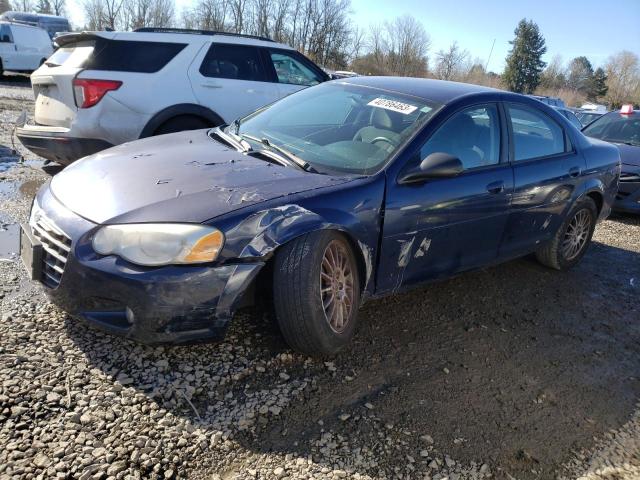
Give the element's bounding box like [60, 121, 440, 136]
[536, 197, 597, 270]
[273, 231, 361, 356]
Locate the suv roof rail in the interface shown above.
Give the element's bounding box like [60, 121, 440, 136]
[133, 27, 274, 43]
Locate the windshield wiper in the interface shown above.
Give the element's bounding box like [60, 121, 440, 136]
[209, 127, 250, 152]
[240, 133, 317, 173]
[616, 141, 640, 147]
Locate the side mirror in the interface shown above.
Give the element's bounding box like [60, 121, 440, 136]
[398, 152, 464, 184]
[1, 35, 10, 43]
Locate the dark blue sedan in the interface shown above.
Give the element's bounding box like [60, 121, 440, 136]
[21, 77, 621, 356]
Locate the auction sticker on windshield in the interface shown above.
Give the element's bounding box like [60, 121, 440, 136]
[367, 98, 418, 115]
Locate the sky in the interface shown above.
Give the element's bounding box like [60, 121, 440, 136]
[65, 0, 640, 72]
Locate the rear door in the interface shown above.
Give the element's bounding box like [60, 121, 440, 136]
[500, 102, 586, 257]
[263, 48, 327, 98]
[188, 42, 279, 123]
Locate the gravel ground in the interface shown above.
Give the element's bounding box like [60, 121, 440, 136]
[0, 80, 639, 480]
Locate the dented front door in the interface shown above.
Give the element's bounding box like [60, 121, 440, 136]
[376, 164, 513, 293]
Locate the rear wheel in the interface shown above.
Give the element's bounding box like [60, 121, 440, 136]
[273, 231, 361, 356]
[153, 115, 212, 135]
[536, 197, 597, 270]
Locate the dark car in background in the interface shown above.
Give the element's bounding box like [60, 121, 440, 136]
[20, 78, 620, 356]
[576, 109, 605, 127]
[554, 106, 583, 129]
[582, 105, 640, 213]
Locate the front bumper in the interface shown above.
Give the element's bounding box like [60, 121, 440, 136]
[613, 177, 640, 214]
[17, 125, 113, 165]
[27, 189, 264, 344]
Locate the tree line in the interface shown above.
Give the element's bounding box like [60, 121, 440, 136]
[4, 0, 639, 107]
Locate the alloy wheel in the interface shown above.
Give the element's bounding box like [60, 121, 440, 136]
[319, 240, 355, 333]
[561, 209, 592, 261]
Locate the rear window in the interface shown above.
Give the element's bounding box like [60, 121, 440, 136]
[45, 41, 94, 67]
[85, 38, 186, 73]
[199, 43, 267, 81]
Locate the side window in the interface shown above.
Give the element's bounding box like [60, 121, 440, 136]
[0, 25, 13, 43]
[200, 43, 266, 81]
[269, 50, 323, 86]
[420, 104, 501, 170]
[86, 39, 186, 73]
[508, 104, 566, 161]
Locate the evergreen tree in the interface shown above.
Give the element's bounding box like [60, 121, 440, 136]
[503, 19, 547, 93]
[567, 56, 594, 93]
[590, 67, 608, 100]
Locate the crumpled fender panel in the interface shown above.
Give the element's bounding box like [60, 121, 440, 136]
[214, 174, 386, 298]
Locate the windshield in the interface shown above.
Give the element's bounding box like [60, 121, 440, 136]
[583, 112, 640, 146]
[233, 82, 441, 175]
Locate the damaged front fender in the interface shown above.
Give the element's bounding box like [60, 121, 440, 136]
[218, 203, 378, 296]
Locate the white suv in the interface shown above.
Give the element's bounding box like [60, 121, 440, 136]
[17, 28, 329, 165]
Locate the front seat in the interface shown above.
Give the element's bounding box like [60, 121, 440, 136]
[353, 108, 403, 151]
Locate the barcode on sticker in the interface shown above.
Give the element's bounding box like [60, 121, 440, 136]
[367, 98, 418, 115]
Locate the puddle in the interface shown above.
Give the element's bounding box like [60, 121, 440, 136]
[0, 180, 17, 196]
[0, 154, 45, 174]
[0, 222, 19, 260]
[0, 149, 20, 173]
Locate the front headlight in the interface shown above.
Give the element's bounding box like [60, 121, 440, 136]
[92, 224, 225, 266]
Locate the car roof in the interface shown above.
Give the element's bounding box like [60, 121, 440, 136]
[339, 76, 500, 104]
[56, 30, 293, 50]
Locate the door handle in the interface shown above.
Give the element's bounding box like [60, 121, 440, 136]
[201, 81, 222, 89]
[569, 166, 581, 178]
[486, 180, 505, 194]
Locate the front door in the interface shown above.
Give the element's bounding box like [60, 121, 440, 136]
[377, 103, 513, 293]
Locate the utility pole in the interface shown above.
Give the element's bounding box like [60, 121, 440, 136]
[485, 38, 496, 72]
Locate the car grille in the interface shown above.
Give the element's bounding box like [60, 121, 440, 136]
[31, 213, 72, 288]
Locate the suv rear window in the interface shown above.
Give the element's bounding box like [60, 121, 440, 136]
[199, 43, 267, 81]
[85, 39, 186, 73]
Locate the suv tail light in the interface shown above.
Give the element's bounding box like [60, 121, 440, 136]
[73, 79, 122, 108]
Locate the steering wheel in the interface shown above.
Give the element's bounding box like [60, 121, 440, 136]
[370, 136, 395, 148]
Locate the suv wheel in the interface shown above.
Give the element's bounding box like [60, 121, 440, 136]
[536, 197, 597, 270]
[273, 231, 361, 356]
[154, 115, 211, 135]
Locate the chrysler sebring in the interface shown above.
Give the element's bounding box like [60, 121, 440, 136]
[21, 77, 620, 356]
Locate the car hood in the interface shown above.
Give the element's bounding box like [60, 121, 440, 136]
[615, 143, 640, 167]
[50, 130, 354, 224]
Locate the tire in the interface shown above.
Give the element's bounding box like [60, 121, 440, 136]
[536, 197, 598, 270]
[273, 230, 361, 356]
[153, 115, 211, 135]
